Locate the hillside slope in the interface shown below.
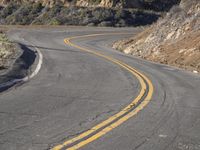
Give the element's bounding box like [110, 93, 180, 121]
[0, 3, 160, 26]
[0, 0, 180, 26]
[0, 0, 167, 27]
[113, 0, 200, 73]
[0, 30, 16, 70]
[0, 0, 180, 11]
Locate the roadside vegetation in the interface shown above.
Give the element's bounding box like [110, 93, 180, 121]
[0, 2, 43, 25]
[0, 0, 182, 27]
[34, 6, 160, 26]
[0, 1, 162, 27]
[0, 30, 16, 70]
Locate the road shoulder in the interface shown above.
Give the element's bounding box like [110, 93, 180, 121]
[0, 30, 39, 92]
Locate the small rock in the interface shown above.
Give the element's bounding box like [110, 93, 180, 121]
[193, 70, 198, 74]
[179, 49, 186, 53]
[98, 21, 113, 27]
[185, 25, 191, 31]
[159, 134, 168, 138]
[166, 31, 175, 40]
[124, 48, 132, 54]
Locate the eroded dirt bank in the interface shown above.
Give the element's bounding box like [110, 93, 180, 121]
[113, 0, 200, 73]
[0, 29, 17, 71]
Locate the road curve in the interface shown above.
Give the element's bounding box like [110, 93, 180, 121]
[0, 27, 200, 150]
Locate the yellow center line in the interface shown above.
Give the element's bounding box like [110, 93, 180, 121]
[52, 33, 154, 150]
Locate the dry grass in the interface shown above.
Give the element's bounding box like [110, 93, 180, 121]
[113, 0, 200, 73]
[0, 27, 16, 69]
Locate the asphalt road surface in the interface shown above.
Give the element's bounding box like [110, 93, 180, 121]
[0, 27, 200, 150]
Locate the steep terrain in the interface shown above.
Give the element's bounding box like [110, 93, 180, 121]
[0, 0, 180, 10]
[0, 0, 180, 26]
[113, 0, 200, 73]
[0, 29, 16, 70]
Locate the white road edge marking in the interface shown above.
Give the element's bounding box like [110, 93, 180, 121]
[0, 41, 43, 89]
[27, 43, 43, 80]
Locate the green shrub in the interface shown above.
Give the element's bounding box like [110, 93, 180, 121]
[49, 18, 61, 25]
[4, 2, 44, 25]
[0, 2, 20, 19]
[49, 4, 63, 17]
[31, 3, 43, 14]
[0, 1, 160, 26]
[89, 0, 101, 5]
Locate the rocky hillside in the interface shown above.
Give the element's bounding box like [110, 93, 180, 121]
[0, 1, 148, 26]
[113, 0, 200, 73]
[0, 2, 160, 26]
[0, 30, 16, 70]
[0, 0, 180, 11]
[0, 0, 179, 27]
[0, 0, 180, 26]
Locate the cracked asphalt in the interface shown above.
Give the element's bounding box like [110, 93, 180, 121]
[0, 27, 200, 150]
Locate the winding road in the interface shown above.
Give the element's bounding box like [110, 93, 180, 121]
[0, 27, 200, 150]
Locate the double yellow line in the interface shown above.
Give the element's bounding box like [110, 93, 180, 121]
[52, 33, 154, 150]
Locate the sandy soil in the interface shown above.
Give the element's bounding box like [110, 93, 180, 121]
[0, 27, 16, 71]
[113, 0, 200, 73]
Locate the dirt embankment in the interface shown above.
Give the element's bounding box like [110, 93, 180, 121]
[0, 2, 160, 27]
[0, 0, 180, 10]
[113, 0, 200, 73]
[0, 0, 180, 27]
[0, 28, 16, 71]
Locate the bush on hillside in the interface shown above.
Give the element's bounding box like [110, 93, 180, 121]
[141, 0, 181, 11]
[89, 0, 101, 5]
[0, 2, 20, 19]
[49, 18, 62, 25]
[0, 2, 160, 27]
[4, 2, 44, 25]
